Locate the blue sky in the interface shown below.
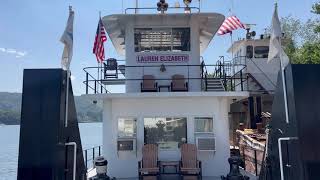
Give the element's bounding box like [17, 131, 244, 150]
[0, 0, 318, 95]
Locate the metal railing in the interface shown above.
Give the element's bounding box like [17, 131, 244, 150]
[240, 145, 264, 176]
[83, 61, 248, 94]
[83, 145, 102, 171]
[125, 7, 200, 14]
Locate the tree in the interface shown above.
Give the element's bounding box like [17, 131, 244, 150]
[280, 1, 320, 64]
[312, 2, 320, 33]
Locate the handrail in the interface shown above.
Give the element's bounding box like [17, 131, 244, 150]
[83, 67, 111, 94]
[278, 137, 298, 180]
[83, 62, 248, 94]
[83, 145, 102, 171]
[240, 144, 264, 176]
[66, 142, 77, 180]
[125, 7, 200, 14]
[245, 58, 277, 88]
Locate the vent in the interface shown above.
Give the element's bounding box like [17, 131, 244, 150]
[117, 139, 136, 151]
[196, 137, 216, 151]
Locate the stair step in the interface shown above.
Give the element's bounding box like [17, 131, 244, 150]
[207, 85, 224, 87]
[207, 87, 225, 89]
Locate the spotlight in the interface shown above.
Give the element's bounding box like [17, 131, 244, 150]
[157, 0, 169, 14]
[183, 0, 192, 13]
[183, 0, 192, 6]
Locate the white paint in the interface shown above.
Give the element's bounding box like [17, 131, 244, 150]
[124, 15, 202, 93]
[232, 39, 280, 92]
[101, 92, 248, 178]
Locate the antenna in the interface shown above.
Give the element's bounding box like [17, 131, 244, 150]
[122, 0, 124, 14]
[135, 0, 139, 14]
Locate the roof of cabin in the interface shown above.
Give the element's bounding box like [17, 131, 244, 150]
[102, 13, 225, 56]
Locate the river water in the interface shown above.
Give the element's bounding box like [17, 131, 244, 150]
[0, 123, 102, 180]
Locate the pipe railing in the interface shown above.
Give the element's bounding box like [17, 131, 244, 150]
[125, 7, 201, 14]
[83, 145, 102, 171]
[83, 63, 248, 94]
[240, 145, 264, 176]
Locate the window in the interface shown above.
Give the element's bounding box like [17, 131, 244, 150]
[194, 117, 213, 133]
[254, 46, 269, 58]
[246, 46, 253, 58]
[144, 117, 187, 150]
[134, 28, 190, 52]
[118, 118, 137, 138]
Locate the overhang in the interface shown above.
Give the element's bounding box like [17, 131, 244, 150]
[102, 13, 225, 56]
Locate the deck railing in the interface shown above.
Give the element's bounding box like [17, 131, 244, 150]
[83, 145, 102, 171]
[124, 7, 201, 14]
[239, 145, 264, 176]
[83, 60, 247, 94]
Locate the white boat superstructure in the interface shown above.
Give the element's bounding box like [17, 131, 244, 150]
[83, 4, 280, 180]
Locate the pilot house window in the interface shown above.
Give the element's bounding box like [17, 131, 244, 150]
[135, 28, 190, 52]
[254, 46, 269, 58]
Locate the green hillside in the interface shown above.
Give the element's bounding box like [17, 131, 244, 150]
[0, 92, 102, 125]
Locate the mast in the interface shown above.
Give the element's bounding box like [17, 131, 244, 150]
[135, 0, 139, 14]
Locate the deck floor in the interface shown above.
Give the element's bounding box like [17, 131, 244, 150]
[88, 169, 257, 180]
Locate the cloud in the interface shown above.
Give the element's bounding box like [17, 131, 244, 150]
[0, 47, 28, 58]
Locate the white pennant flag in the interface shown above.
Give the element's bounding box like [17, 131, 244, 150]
[60, 7, 74, 70]
[268, 3, 289, 67]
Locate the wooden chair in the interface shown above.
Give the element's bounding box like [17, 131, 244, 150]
[103, 58, 118, 79]
[180, 144, 202, 180]
[171, 74, 188, 92]
[141, 75, 158, 92]
[138, 144, 160, 180]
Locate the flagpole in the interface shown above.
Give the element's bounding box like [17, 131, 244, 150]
[65, 68, 70, 127]
[64, 6, 73, 128]
[279, 39, 290, 124]
[230, 32, 235, 76]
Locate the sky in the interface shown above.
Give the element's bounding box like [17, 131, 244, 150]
[0, 0, 318, 95]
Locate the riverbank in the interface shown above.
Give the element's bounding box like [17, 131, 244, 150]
[0, 92, 103, 125]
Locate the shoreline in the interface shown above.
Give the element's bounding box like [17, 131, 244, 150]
[0, 121, 102, 126]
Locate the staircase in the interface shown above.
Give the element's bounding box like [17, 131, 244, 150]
[247, 73, 267, 93]
[205, 78, 225, 91]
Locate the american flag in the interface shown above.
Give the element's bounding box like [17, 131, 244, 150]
[218, 16, 245, 35]
[93, 18, 107, 63]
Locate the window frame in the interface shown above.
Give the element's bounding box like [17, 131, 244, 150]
[117, 117, 137, 138]
[134, 27, 191, 53]
[246, 45, 254, 59]
[143, 116, 188, 151]
[194, 116, 214, 134]
[254, 46, 270, 58]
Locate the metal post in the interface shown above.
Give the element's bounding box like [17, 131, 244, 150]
[86, 72, 89, 94]
[85, 150, 88, 170]
[94, 81, 97, 94]
[280, 54, 290, 124]
[135, 0, 139, 14]
[65, 70, 70, 127]
[99, 146, 101, 156]
[242, 147, 246, 170]
[205, 74, 208, 91]
[240, 70, 243, 91]
[93, 148, 95, 164]
[65, 142, 77, 180]
[100, 80, 103, 94]
[219, 62, 222, 79]
[278, 137, 298, 180]
[254, 150, 258, 176]
[230, 77, 233, 91]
